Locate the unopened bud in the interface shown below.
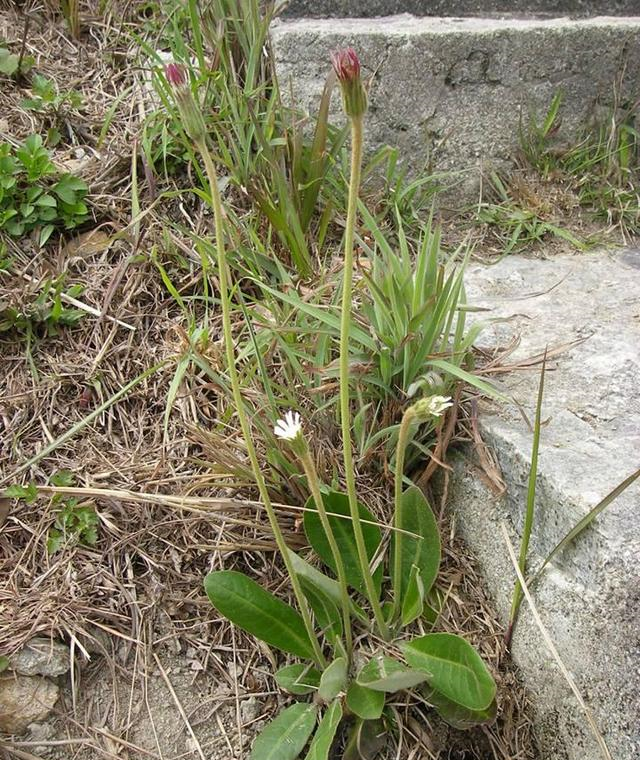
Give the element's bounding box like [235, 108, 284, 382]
[331, 48, 367, 119]
[165, 62, 186, 87]
[164, 63, 206, 144]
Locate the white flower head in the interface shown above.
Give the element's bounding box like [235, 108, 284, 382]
[274, 410, 303, 441]
[411, 394, 453, 422]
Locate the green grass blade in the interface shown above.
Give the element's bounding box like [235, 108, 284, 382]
[507, 353, 546, 644]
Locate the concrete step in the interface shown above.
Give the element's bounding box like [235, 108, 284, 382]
[282, 1, 640, 19]
[271, 15, 640, 197]
[452, 248, 640, 760]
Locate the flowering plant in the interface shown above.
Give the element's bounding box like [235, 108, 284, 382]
[167, 48, 496, 760]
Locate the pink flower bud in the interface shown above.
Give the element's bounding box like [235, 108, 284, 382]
[164, 62, 206, 144]
[165, 63, 186, 87]
[331, 48, 361, 83]
[331, 48, 367, 119]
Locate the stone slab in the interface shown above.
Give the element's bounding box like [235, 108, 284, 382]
[282, 1, 640, 19]
[271, 16, 640, 198]
[448, 248, 640, 759]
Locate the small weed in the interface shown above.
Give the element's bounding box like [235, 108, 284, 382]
[3, 473, 99, 554]
[0, 42, 34, 78]
[0, 273, 85, 335]
[21, 74, 84, 146]
[46, 472, 98, 554]
[0, 134, 89, 245]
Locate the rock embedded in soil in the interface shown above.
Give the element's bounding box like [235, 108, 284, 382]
[240, 696, 262, 724]
[0, 674, 59, 734]
[448, 248, 640, 760]
[9, 637, 70, 678]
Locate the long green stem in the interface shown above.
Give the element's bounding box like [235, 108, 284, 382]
[390, 407, 415, 621]
[298, 447, 353, 657]
[339, 116, 390, 640]
[197, 140, 326, 668]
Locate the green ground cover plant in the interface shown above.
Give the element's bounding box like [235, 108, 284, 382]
[0, 134, 89, 246]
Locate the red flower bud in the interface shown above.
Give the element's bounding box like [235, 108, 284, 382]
[164, 62, 206, 144]
[331, 48, 367, 119]
[331, 48, 360, 83]
[165, 62, 186, 87]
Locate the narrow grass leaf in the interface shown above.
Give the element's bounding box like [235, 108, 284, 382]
[3, 361, 168, 483]
[427, 358, 508, 401]
[508, 355, 546, 636]
[531, 465, 640, 585]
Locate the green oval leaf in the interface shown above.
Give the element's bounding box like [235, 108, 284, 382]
[304, 700, 343, 760]
[422, 686, 497, 729]
[318, 657, 347, 702]
[275, 664, 321, 695]
[356, 654, 427, 693]
[304, 489, 382, 595]
[204, 570, 317, 660]
[401, 633, 496, 711]
[345, 681, 384, 720]
[249, 703, 318, 760]
[391, 486, 440, 606]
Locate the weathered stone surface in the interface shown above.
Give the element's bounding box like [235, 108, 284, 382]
[272, 16, 640, 197]
[283, 1, 640, 18]
[9, 637, 70, 678]
[0, 675, 59, 734]
[448, 248, 640, 759]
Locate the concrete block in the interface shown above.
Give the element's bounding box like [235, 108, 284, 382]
[282, 1, 640, 19]
[447, 248, 640, 759]
[271, 16, 640, 197]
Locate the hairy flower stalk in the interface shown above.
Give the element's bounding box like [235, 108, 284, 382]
[333, 49, 389, 640]
[391, 396, 452, 620]
[166, 66, 326, 668]
[275, 412, 353, 656]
